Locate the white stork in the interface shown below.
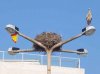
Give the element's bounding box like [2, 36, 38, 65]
[86, 8, 92, 25]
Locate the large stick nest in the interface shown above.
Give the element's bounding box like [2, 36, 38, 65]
[33, 32, 62, 51]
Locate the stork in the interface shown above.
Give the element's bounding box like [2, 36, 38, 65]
[86, 8, 92, 25]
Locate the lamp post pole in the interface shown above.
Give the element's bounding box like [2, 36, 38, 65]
[46, 50, 52, 74]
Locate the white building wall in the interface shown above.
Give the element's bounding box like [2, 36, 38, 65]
[0, 61, 85, 74]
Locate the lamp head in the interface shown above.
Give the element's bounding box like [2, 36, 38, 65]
[82, 26, 96, 36]
[5, 24, 19, 35]
[8, 47, 19, 55]
[77, 48, 88, 56]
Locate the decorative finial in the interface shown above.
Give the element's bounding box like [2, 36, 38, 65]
[86, 8, 92, 25]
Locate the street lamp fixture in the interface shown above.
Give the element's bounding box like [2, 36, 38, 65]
[82, 25, 96, 36]
[76, 48, 88, 56]
[8, 47, 35, 55]
[58, 48, 88, 56]
[6, 24, 94, 74]
[6, 9, 96, 74]
[8, 47, 20, 55]
[5, 24, 19, 35]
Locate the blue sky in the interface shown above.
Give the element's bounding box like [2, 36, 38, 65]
[0, 0, 99, 74]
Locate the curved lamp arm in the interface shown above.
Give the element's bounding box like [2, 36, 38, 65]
[58, 49, 87, 54]
[18, 32, 47, 50]
[8, 47, 37, 55]
[51, 32, 85, 51]
[58, 48, 88, 56]
[15, 49, 35, 53]
[58, 49, 79, 53]
[8, 48, 36, 53]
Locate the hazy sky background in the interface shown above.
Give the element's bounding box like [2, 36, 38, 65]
[0, 0, 99, 74]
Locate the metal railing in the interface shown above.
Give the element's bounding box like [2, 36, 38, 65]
[0, 51, 80, 68]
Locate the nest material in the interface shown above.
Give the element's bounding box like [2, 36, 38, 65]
[33, 32, 62, 51]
